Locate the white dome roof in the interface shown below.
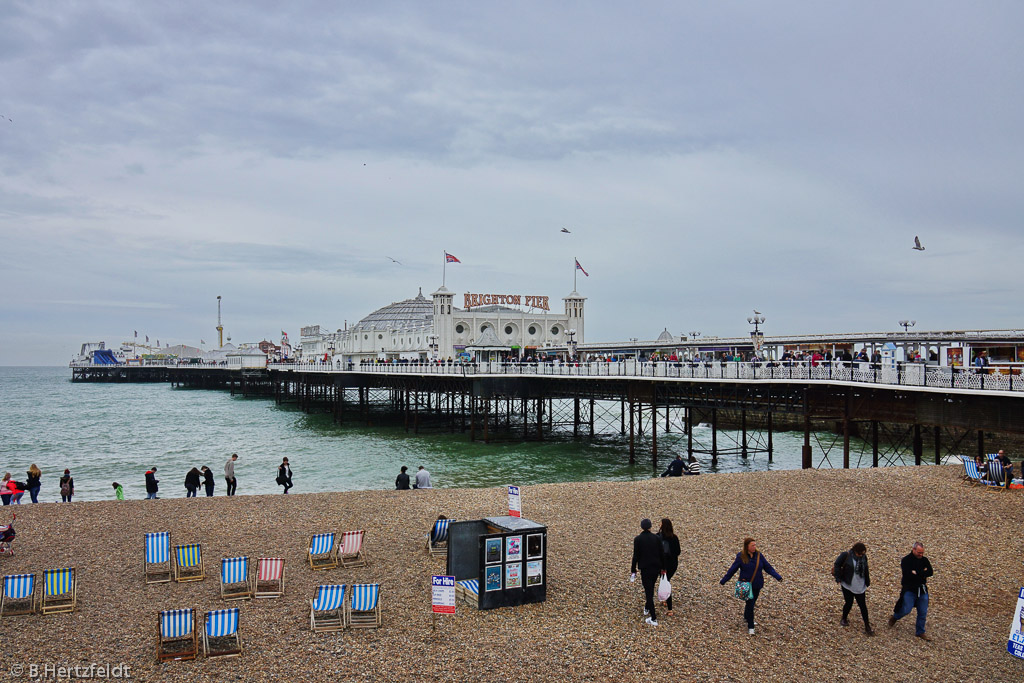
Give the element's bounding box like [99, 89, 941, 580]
[355, 288, 433, 331]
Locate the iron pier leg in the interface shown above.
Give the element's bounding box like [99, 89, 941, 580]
[977, 429, 984, 460]
[934, 425, 941, 465]
[711, 407, 718, 469]
[470, 397, 477, 441]
[589, 397, 595, 438]
[871, 420, 879, 467]
[621, 398, 626, 435]
[802, 413, 812, 470]
[913, 424, 922, 466]
[483, 399, 489, 444]
[573, 395, 580, 438]
[687, 409, 693, 460]
[741, 409, 748, 459]
[843, 391, 850, 469]
[536, 399, 543, 440]
[629, 394, 635, 464]
[767, 410, 773, 463]
[651, 400, 658, 468]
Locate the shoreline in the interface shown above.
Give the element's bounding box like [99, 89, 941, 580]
[0, 466, 1021, 682]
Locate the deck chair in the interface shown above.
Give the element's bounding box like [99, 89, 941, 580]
[1, 573, 37, 617]
[41, 567, 77, 614]
[144, 532, 172, 583]
[455, 579, 479, 609]
[349, 583, 381, 629]
[962, 457, 984, 486]
[174, 543, 205, 583]
[986, 461, 1007, 490]
[307, 533, 338, 571]
[427, 518, 453, 556]
[309, 584, 347, 632]
[219, 557, 253, 601]
[203, 607, 242, 658]
[254, 558, 285, 598]
[157, 608, 198, 662]
[339, 530, 367, 568]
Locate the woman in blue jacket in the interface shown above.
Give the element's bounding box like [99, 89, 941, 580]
[720, 538, 783, 635]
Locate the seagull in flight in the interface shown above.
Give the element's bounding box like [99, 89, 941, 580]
[913, 236, 925, 251]
[560, 228, 571, 233]
[386, 256, 403, 265]
[753, 309, 762, 315]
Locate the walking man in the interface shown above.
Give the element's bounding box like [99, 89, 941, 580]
[224, 454, 238, 496]
[630, 518, 663, 626]
[145, 466, 159, 500]
[888, 541, 934, 640]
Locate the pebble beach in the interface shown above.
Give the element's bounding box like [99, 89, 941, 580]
[0, 465, 1021, 682]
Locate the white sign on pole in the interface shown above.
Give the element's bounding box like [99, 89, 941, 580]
[508, 485, 521, 518]
[432, 575, 456, 615]
[1008, 587, 1024, 660]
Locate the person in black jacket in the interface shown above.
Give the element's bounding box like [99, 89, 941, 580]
[395, 466, 411, 490]
[630, 518, 663, 626]
[888, 541, 934, 640]
[277, 458, 293, 494]
[184, 467, 201, 498]
[145, 467, 159, 500]
[833, 542, 873, 635]
[658, 518, 681, 616]
[660, 455, 685, 477]
[201, 466, 215, 497]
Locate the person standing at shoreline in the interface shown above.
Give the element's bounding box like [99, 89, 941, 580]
[201, 466, 215, 497]
[224, 454, 238, 496]
[833, 542, 874, 635]
[415, 465, 432, 489]
[1, 474, 11, 505]
[395, 466, 410, 490]
[26, 465, 41, 504]
[59, 469, 74, 502]
[720, 538, 783, 635]
[657, 518, 681, 616]
[145, 466, 160, 500]
[277, 458, 293, 494]
[630, 518, 663, 626]
[184, 467, 201, 498]
[112, 482, 124, 500]
[888, 541, 934, 640]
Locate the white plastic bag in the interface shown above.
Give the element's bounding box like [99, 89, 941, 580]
[657, 576, 671, 602]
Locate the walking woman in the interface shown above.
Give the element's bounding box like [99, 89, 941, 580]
[657, 518, 681, 616]
[277, 458, 293, 494]
[833, 542, 873, 635]
[201, 466, 215, 497]
[720, 538, 783, 635]
[26, 465, 41, 504]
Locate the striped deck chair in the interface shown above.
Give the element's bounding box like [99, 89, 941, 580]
[962, 457, 984, 486]
[339, 530, 367, 568]
[427, 518, 453, 556]
[173, 543, 205, 583]
[349, 583, 381, 629]
[455, 579, 479, 609]
[309, 584, 347, 632]
[144, 532, 172, 584]
[219, 557, 253, 601]
[157, 608, 197, 662]
[41, 567, 77, 614]
[254, 558, 285, 598]
[307, 533, 339, 571]
[1, 573, 37, 617]
[203, 607, 242, 658]
[986, 461, 1007, 491]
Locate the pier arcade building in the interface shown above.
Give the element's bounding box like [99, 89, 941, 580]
[299, 286, 586, 363]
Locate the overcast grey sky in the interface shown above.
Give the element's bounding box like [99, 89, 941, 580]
[2, 1, 1022, 364]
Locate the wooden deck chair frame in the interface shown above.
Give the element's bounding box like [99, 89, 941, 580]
[203, 608, 242, 658]
[157, 609, 198, 662]
[307, 533, 339, 571]
[348, 583, 382, 630]
[173, 543, 206, 583]
[339, 530, 367, 568]
[456, 579, 479, 609]
[309, 584, 348, 633]
[144, 532, 172, 584]
[963, 458, 986, 487]
[1, 574, 37, 617]
[254, 557, 285, 599]
[41, 567, 77, 614]
[427, 519, 453, 557]
[985, 461, 1007, 492]
[219, 557, 253, 601]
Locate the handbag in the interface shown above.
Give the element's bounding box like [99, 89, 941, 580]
[733, 553, 761, 601]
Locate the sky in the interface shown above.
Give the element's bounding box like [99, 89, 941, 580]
[2, 1, 1023, 365]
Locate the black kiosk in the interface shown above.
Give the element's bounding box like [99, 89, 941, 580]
[447, 516, 547, 610]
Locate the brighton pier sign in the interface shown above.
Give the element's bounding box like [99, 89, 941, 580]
[464, 292, 550, 311]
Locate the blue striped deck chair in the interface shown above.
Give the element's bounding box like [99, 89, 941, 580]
[144, 532, 172, 584]
[986, 460, 1007, 491]
[219, 557, 253, 601]
[309, 584, 347, 632]
[1, 573, 37, 617]
[456, 579, 479, 608]
[427, 518, 453, 556]
[349, 583, 381, 629]
[173, 543, 205, 583]
[961, 456, 983, 485]
[41, 567, 77, 614]
[157, 608, 197, 662]
[307, 533, 339, 571]
[203, 607, 242, 658]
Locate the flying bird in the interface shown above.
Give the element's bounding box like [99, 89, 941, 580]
[386, 256, 402, 265]
[913, 236, 925, 251]
[753, 309, 762, 315]
[560, 228, 571, 233]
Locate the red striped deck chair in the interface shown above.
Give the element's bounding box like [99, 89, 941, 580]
[339, 530, 367, 568]
[1, 573, 37, 617]
[41, 567, 77, 614]
[144, 532, 172, 583]
[203, 607, 242, 658]
[307, 533, 338, 571]
[157, 608, 198, 662]
[349, 583, 381, 629]
[254, 558, 285, 598]
[173, 543, 205, 583]
[219, 557, 253, 601]
[309, 584, 347, 632]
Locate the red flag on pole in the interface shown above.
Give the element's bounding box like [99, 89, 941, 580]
[575, 259, 589, 277]
[445, 252, 461, 263]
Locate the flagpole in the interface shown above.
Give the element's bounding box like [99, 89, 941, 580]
[443, 251, 446, 287]
[573, 256, 577, 291]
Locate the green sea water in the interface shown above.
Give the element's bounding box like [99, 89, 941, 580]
[0, 367, 905, 502]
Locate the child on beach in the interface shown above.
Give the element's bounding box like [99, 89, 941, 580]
[112, 482, 124, 500]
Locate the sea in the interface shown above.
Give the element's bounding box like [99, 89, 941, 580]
[0, 366, 915, 502]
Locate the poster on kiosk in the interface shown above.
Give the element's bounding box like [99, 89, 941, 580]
[508, 485, 521, 518]
[1008, 587, 1024, 660]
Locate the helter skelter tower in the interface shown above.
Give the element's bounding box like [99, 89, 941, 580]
[216, 295, 224, 348]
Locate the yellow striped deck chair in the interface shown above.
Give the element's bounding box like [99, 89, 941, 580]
[41, 567, 77, 614]
[173, 543, 205, 583]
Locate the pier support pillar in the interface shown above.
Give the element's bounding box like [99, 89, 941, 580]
[934, 425, 941, 465]
[802, 413, 812, 470]
[843, 390, 851, 469]
[628, 395, 635, 465]
[767, 410, 774, 463]
[573, 395, 580, 439]
[740, 409, 748, 459]
[711, 408, 718, 469]
[977, 429, 984, 460]
[589, 397, 595, 438]
[913, 424, 923, 466]
[872, 421, 879, 467]
[651, 401, 658, 468]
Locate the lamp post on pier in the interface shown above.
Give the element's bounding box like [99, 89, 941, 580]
[747, 314, 765, 359]
[566, 329, 577, 361]
[629, 337, 639, 361]
[898, 320, 916, 333]
[429, 335, 438, 361]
